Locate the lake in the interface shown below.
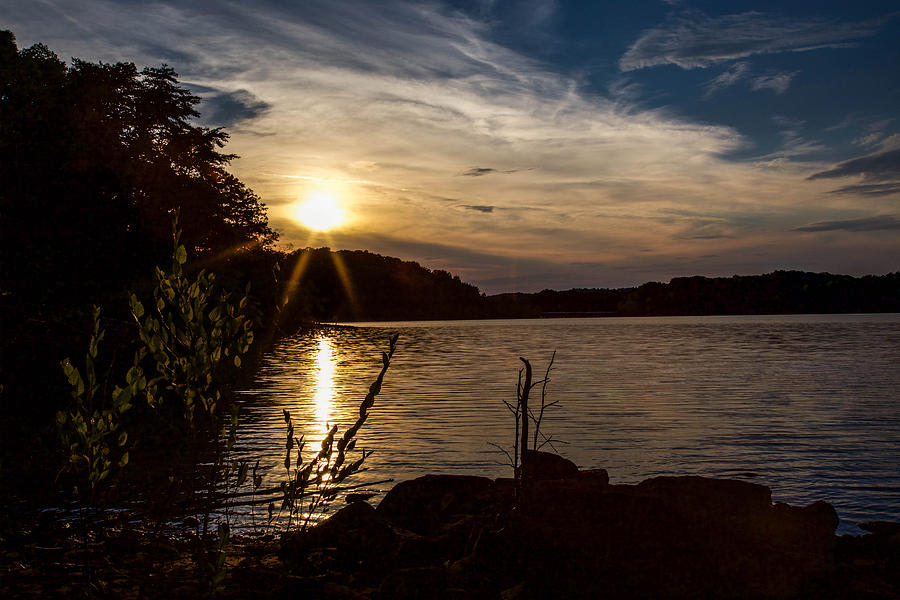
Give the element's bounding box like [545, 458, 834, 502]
[234, 314, 900, 534]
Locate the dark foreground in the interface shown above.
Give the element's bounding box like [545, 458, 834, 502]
[3, 456, 899, 599]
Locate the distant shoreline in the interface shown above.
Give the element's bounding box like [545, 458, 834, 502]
[325, 311, 900, 325]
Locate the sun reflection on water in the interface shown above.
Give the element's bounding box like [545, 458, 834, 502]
[313, 335, 336, 433]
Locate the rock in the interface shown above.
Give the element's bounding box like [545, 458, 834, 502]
[346, 492, 378, 504]
[280, 501, 395, 573]
[376, 475, 495, 535]
[576, 468, 609, 485]
[488, 475, 839, 599]
[636, 475, 772, 515]
[279, 471, 850, 599]
[279, 578, 371, 600]
[822, 521, 900, 599]
[376, 566, 465, 600]
[521, 450, 578, 481]
[859, 521, 900, 538]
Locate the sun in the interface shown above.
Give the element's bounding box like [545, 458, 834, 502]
[293, 191, 345, 231]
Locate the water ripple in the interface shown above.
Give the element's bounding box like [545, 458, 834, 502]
[234, 314, 900, 534]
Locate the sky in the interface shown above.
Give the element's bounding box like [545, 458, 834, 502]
[3, 0, 899, 293]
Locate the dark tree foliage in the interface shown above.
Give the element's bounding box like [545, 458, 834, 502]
[0, 31, 276, 309]
[277, 248, 487, 322]
[616, 271, 900, 316]
[487, 272, 900, 317]
[487, 288, 627, 317]
[0, 31, 276, 467]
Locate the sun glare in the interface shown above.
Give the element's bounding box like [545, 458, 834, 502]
[293, 191, 345, 231]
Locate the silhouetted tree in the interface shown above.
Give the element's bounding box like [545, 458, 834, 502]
[0, 31, 277, 459]
[0, 30, 275, 309]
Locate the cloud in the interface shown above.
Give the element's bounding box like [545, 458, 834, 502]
[460, 166, 532, 176]
[756, 157, 787, 170]
[880, 133, 900, 151]
[807, 148, 900, 181]
[463, 204, 495, 213]
[620, 10, 891, 71]
[702, 61, 749, 97]
[827, 182, 900, 196]
[462, 167, 498, 176]
[853, 132, 885, 147]
[702, 63, 798, 98]
[750, 71, 798, 94]
[849, 119, 894, 148]
[348, 161, 379, 171]
[755, 116, 826, 159]
[793, 215, 900, 232]
[199, 88, 270, 127]
[10, 0, 898, 289]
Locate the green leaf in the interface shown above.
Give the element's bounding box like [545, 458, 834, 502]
[62, 360, 85, 397]
[130, 293, 145, 318]
[217, 523, 229, 544]
[113, 386, 132, 407]
[175, 244, 187, 265]
[119, 452, 129, 467]
[233, 355, 241, 368]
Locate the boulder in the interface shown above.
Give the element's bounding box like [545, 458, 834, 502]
[521, 450, 579, 481]
[280, 501, 395, 573]
[576, 468, 610, 485]
[375, 566, 464, 600]
[376, 475, 495, 535]
[485, 475, 839, 599]
[277, 470, 847, 599]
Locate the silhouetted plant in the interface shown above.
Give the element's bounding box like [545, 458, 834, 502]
[128, 216, 254, 427]
[492, 352, 560, 485]
[280, 333, 399, 532]
[529, 350, 559, 452]
[56, 306, 140, 502]
[58, 216, 256, 535]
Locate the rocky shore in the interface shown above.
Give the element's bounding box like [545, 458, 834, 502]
[280, 452, 899, 599]
[2, 453, 898, 598]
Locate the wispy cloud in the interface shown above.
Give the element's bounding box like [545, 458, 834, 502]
[462, 167, 499, 177]
[758, 116, 826, 160]
[827, 182, 900, 197]
[808, 148, 900, 181]
[6, 0, 898, 290]
[794, 215, 900, 232]
[750, 71, 798, 95]
[620, 10, 891, 71]
[460, 166, 531, 176]
[702, 63, 798, 98]
[702, 61, 749, 98]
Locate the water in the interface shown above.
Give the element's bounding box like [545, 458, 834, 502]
[234, 314, 900, 535]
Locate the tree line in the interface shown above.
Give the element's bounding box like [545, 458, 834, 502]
[489, 271, 900, 318]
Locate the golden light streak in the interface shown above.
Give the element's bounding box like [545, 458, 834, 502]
[329, 251, 359, 319]
[280, 249, 313, 311]
[312, 335, 336, 434]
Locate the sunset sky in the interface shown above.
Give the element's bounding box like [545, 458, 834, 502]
[4, 1, 899, 293]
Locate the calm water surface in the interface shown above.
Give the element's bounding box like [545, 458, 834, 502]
[235, 314, 900, 534]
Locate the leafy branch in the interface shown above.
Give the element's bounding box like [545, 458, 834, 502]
[280, 333, 400, 533]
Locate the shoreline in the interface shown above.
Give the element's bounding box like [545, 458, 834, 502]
[3, 458, 898, 599]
